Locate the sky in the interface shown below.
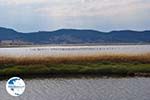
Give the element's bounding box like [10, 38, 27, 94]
[0, 0, 150, 32]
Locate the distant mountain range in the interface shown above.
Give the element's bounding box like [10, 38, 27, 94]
[0, 27, 150, 44]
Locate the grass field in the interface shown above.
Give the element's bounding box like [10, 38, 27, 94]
[0, 54, 150, 78]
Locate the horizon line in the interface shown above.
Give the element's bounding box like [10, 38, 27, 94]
[0, 26, 149, 33]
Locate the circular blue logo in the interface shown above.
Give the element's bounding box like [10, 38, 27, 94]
[6, 77, 25, 96]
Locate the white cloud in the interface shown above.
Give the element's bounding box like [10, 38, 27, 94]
[0, 0, 48, 5]
[1, 0, 150, 17]
[33, 0, 150, 18]
[0, 0, 150, 32]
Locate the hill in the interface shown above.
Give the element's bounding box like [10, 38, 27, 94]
[0, 27, 150, 44]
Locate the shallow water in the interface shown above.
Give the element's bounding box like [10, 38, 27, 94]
[0, 78, 150, 100]
[0, 45, 150, 57]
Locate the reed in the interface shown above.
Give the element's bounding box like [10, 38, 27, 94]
[0, 53, 150, 65]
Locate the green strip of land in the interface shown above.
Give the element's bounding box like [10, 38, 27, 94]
[1, 61, 150, 79]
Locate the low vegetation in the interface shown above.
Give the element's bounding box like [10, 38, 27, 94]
[0, 54, 150, 78]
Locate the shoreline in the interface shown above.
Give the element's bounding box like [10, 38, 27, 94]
[1, 73, 150, 81]
[0, 43, 150, 48]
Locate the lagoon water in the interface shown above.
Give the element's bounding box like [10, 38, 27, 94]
[0, 78, 150, 100]
[0, 45, 150, 57]
[0, 45, 150, 99]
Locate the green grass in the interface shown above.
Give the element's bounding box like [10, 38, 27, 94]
[0, 61, 150, 78]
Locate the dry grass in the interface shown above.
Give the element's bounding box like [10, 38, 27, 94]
[0, 53, 150, 65]
[0, 53, 150, 78]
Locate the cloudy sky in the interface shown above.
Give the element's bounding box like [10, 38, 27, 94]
[0, 0, 150, 32]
